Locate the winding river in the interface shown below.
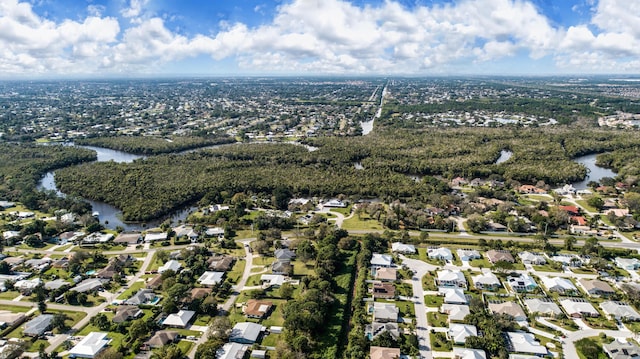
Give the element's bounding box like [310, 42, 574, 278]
[37, 146, 193, 231]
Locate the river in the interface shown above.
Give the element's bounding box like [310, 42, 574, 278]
[572, 153, 617, 190]
[37, 145, 193, 231]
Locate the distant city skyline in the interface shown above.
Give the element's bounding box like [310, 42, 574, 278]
[0, 0, 639, 78]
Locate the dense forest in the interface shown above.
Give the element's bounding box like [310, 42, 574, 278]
[76, 135, 235, 155]
[51, 127, 640, 222]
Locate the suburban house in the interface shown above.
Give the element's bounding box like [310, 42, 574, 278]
[507, 274, 538, 292]
[371, 253, 393, 268]
[578, 279, 616, 297]
[146, 274, 163, 290]
[113, 232, 142, 246]
[198, 271, 225, 287]
[452, 348, 487, 359]
[205, 227, 225, 238]
[243, 300, 273, 319]
[615, 257, 640, 271]
[158, 260, 182, 274]
[370, 346, 401, 359]
[372, 282, 395, 299]
[448, 323, 477, 345]
[217, 343, 249, 359]
[68, 332, 110, 358]
[207, 256, 235, 271]
[372, 302, 399, 323]
[375, 267, 397, 282]
[472, 272, 501, 290]
[23, 314, 53, 337]
[604, 339, 640, 359]
[523, 298, 563, 317]
[457, 249, 481, 262]
[600, 301, 640, 321]
[274, 248, 296, 262]
[551, 254, 582, 267]
[486, 250, 515, 264]
[44, 279, 69, 291]
[73, 278, 108, 294]
[560, 298, 599, 318]
[143, 330, 178, 349]
[487, 301, 526, 321]
[441, 304, 471, 322]
[163, 310, 196, 328]
[173, 225, 199, 242]
[367, 322, 400, 341]
[112, 306, 143, 323]
[125, 289, 157, 306]
[271, 260, 292, 275]
[518, 251, 546, 265]
[391, 242, 416, 254]
[540, 276, 578, 295]
[144, 232, 168, 243]
[229, 322, 265, 344]
[260, 274, 286, 287]
[506, 332, 548, 356]
[439, 287, 467, 304]
[427, 247, 453, 261]
[436, 269, 467, 288]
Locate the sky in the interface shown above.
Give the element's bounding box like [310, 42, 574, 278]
[0, 0, 639, 78]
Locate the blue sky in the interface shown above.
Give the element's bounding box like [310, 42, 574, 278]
[0, 0, 638, 77]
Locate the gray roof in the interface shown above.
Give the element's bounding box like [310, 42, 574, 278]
[73, 278, 108, 293]
[124, 289, 156, 306]
[23, 314, 54, 336]
[604, 339, 640, 359]
[230, 322, 264, 343]
[44, 279, 70, 291]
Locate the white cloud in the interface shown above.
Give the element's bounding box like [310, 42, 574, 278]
[0, 0, 640, 76]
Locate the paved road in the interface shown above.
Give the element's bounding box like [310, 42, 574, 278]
[399, 255, 438, 359]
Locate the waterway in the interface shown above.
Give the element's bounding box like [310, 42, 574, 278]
[37, 145, 191, 231]
[37, 141, 319, 230]
[572, 153, 617, 190]
[361, 83, 387, 136]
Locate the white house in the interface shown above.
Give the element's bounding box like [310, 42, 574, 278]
[506, 332, 548, 356]
[518, 251, 546, 265]
[452, 348, 486, 359]
[448, 324, 477, 345]
[198, 271, 225, 287]
[560, 298, 599, 318]
[428, 247, 453, 261]
[457, 249, 481, 262]
[144, 232, 168, 242]
[163, 310, 196, 328]
[391, 242, 416, 254]
[436, 269, 467, 288]
[372, 302, 399, 323]
[441, 304, 470, 322]
[506, 274, 538, 292]
[158, 260, 182, 274]
[524, 298, 563, 317]
[68, 332, 110, 358]
[472, 272, 501, 290]
[439, 287, 467, 304]
[540, 276, 577, 294]
[371, 253, 393, 268]
[615, 257, 640, 271]
[600, 301, 640, 321]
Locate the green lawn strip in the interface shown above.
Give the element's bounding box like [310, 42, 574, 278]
[117, 281, 145, 300]
[424, 295, 444, 308]
[394, 300, 415, 318]
[252, 256, 274, 267]
[533, 264, 562, 273]
[429, 332, 452, 351]
[292, 260, 315, 276]
[226, 259, 246, 284]
[245, 274, 263, 287]
[575, 335, 610, 359]
[0, 305, 32, 313]
[261, 332, 280, 347]
[469, 258, 492, 269]
[0, 291, 20, 300]
[427, 312, 448, 327]
[147, 252, 162, 272]
[341, 215, 383, 230]
[575, 200, 598, 213]
[176, 340, 193, 355]
[54, 244, 74, 252]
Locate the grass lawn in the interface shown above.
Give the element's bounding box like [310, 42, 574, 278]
[469, 258, 492, 269]
[429, 332, 452, 351]
[54, 244, 74, 251]
[147, 252, 162, 272]
[572, 267, 595, 274]
[176, 340, 193, 355]
[396, 283, 413, 298]
[246, 274, 264, 287]
[575, 336, 609, 359]
[422, 272, 438, 291]
[584, 316, 617, 330]
[0, 291, 20, 300]
[533, 264, 562, 272]
[262, 332, 281, 347]
[341, 215, 383, 230]
[395, 301, 415, 318]
[292, 260, 315, 276]
[226, 259, 246, 284]
[0, 305, 31, 313]
[252, 256, 274, 267]
[194, 315, 212, 326]
[427, 312, 448, 327]
[575, 200, 598, 213]
[117, 281, 145, 300]
[424, 295, 444, 307]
